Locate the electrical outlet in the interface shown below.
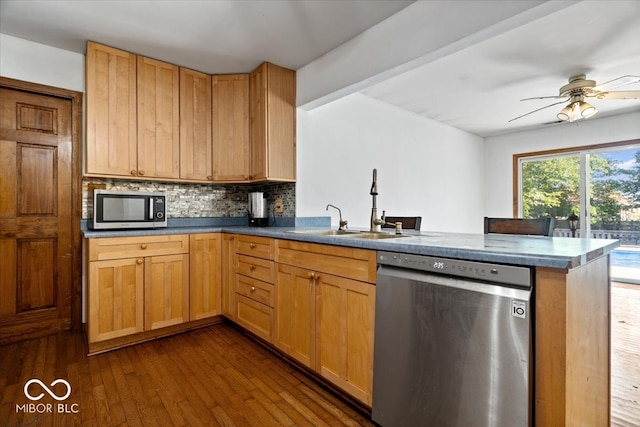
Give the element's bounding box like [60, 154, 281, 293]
[275, 198, 284, 214]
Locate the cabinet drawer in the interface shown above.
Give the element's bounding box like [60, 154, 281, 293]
[236, 295, 273, 342]
[236, 274, 274, 307]
[88, 234, 189, 261]
[276, 240, 376, 283]
[236, 235, 274, 259]
[237, 255, 274, 283]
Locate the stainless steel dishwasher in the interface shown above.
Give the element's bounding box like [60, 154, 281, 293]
[372, 251, 533, 427]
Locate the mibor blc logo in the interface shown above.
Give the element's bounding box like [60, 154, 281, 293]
[16, 378, 79, 414]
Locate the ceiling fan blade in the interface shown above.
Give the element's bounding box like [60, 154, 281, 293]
[520, 95, 566, 101]
[508, 100, 568, 123]
[593, 75, 640, 92]
[595, 90, 640, 100]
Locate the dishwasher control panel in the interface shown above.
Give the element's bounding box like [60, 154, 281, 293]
[377, 251, 532, 288]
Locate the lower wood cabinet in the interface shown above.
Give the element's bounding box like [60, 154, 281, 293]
[88, 257, 145, 342]
[233, 235, 275, 341]
[221, 233, 237, 319]
[145, 253, 189, 330]
[190, 233, 222, 320]
[316, 273, 375, 406]
[274, 263, 316, 367]
[274, 240, 376, 406]
[86, 234, 211, 353]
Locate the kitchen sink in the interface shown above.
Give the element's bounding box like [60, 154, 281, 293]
[288, 229, 410, 239]
[355, 232, 410, 239]
[287, 229, 362, 236]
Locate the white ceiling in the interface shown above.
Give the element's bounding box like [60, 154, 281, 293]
[1, 0, 639, 138]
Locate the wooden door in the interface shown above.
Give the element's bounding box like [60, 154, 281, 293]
[221, 234, 237, 319]
[179, 67, 212, 181]
[316, 273, 376, 406]
[88, 257, 144, 343]
[274, 263, 315, 368]
[0, 87, 74, 343]
[85, 41, 137, 177]
[137, 56, 180, 179]
[189, 233, 222, 320]
[145, 254, 189, 330]
[212, 74, 250, 182]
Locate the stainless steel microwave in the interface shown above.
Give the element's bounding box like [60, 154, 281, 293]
[92, 190, 167, 229]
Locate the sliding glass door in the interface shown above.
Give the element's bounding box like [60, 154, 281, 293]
[518, 142, 639, 282]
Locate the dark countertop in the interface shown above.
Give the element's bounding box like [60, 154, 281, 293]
[82, 220, 620, 270]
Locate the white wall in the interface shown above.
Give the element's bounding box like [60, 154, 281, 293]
[484, 111, 640, 217]
[296, 93, 485, 233]
[0, 33, 84, 92]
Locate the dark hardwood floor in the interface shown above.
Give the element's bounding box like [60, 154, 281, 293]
[0, 323, 374, 426]
[1, 281, 637, 426]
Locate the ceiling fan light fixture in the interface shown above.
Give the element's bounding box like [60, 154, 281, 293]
[579, 101, 598, 118]
[557, 104, 575, 121]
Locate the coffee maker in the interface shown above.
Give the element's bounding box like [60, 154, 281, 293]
[248, 192, 269, 227]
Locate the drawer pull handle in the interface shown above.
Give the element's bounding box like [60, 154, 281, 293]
[136, 258, 143, 265]
[249, 243, 256, 249]
[250, 286, 256, 292]
[141, 244, 148, 249]
[249, 265, 256, 271]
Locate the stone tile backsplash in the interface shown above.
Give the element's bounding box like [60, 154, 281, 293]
[82, 178, 296, 219]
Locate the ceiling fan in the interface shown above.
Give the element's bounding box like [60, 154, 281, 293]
[509, 74, 640, 123]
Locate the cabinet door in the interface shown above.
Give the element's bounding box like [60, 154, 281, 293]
[249, 62, 296, 182]
[274, 263, 315, 368]
[189, 233, 222, 320]
[221, 234, 237, 319]
[145, 254, 189, 330]
[86, 41, 137, 177]
[180, 67, 212, 181]
[88, 257, 144, 343]
[316, 273, 376, 406]
[137, 56, 180, 179]
[249, 64, 267, 181]
[212, 74, 250, 182]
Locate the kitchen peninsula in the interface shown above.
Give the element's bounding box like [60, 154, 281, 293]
[83, 223, 618, 427]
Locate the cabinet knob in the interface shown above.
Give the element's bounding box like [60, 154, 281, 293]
[131, 170, 137, 176]
[307, 271, 315, 279]
[136, 259, 143, 265]
[250, 286, 256, 292]
[249, 243, 256, 249]
[207, 176, 213, 180]
[141, 244, 147, 249]
[249, 265, 256, 271]
[138, 170, 145, 176]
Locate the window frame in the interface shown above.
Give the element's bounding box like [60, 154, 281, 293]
[513, 138, 640, 236]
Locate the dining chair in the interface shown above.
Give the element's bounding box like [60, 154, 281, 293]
[484, 216, 556, 236]
[383, 216, 422, 231]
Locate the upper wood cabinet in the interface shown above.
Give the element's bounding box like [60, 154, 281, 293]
[137, 56, 180, 179]
[180, 67, 212, 181]
[86, 42, 180, 179]
[212, 74, 250, 182]
[250, 62, 296, 182]
[86, 41, 137, 177]
[85, 41, 296, 184]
